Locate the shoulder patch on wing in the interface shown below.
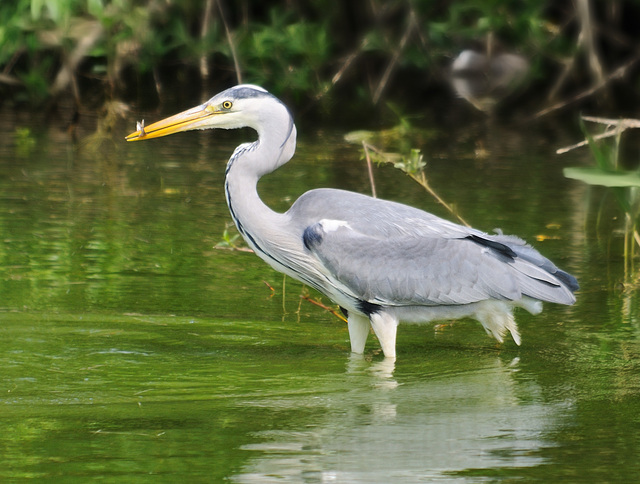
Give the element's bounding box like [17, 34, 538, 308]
[303, 223, 324, 250]
[303, 219, 351, 251]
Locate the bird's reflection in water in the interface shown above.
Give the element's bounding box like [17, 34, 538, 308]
[346, 353, 398, 390]
[234, 354, 565, 483]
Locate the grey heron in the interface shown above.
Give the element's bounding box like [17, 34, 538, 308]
[126, 84, 578, 358]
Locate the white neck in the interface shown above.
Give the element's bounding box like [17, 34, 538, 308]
[224, 114, 298, 272]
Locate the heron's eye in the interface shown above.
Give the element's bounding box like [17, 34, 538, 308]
[222, 101, 233, 110]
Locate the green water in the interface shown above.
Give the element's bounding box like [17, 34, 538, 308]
[1, 112, 639, 483]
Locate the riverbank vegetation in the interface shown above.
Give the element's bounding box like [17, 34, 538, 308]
[2, 0, 640, 122]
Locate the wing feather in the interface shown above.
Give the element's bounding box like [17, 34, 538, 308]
[292, 188, 577, 307]
[304, 221, 521, 306]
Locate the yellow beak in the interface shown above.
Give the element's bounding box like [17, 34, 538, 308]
[125, 103, 221, 141]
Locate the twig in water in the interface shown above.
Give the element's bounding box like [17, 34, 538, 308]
[213, 245, 254, 253]
[300, 295, 348, 323]
[362, 141, 377, 198]
[216, 0, 242, 84]
[281, 274, 287, 316]
[263, 280, 275, 298]
[199, 0, 214, 84]
[362, 142, 470, 227]
[556, 116, 640, 154]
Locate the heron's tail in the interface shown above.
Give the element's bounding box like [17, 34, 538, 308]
[472, 233, 579, 305]
[501, 237, 578, 305]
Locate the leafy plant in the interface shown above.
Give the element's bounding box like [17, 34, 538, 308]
[2, 1, 639, 118]
[215, 223, 245, 251]
[346, 120, 467, 227]
[562, 116, 640, 275]
[393, 148, 426, 176]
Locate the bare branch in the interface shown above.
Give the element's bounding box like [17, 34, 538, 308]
[556, 116, 640, 154]
[216, 0, 242, 84]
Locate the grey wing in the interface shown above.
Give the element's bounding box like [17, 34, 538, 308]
[302, 221, 516, 306]
[302, 220, 576, 307]
[290, 189, 577, 306]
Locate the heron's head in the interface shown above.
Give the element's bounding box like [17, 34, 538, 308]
[125, 84, 285, 141]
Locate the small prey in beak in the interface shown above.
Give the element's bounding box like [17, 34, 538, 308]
[125, 102, 225, 142]
[135, 120, 146, 139]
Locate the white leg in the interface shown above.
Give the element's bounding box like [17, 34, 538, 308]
[369, 312, 398, 359]
[348, 313, 370, 354]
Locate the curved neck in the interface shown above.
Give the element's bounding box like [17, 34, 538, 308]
[224, 118, 297, 263]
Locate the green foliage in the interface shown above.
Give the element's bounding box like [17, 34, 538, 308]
[580, 117, 621, 171]
[564, 118, 639, 213]
[216, 223, 244, 250]
[394, 148, 426, 176]
[13, 127, 36, 157]
[0, 1, 32, 66]
[239, 9, 331, 99]
[0, 0, 637, 112]
[563, 117, 640, 273]
[17, 58, 52, 103]
[441, 0, 545, 38]
[564, 167, 640, 189]
[407, 0, 549, 69]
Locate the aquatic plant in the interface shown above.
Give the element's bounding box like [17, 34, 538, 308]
[561, 116, 640, 277]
